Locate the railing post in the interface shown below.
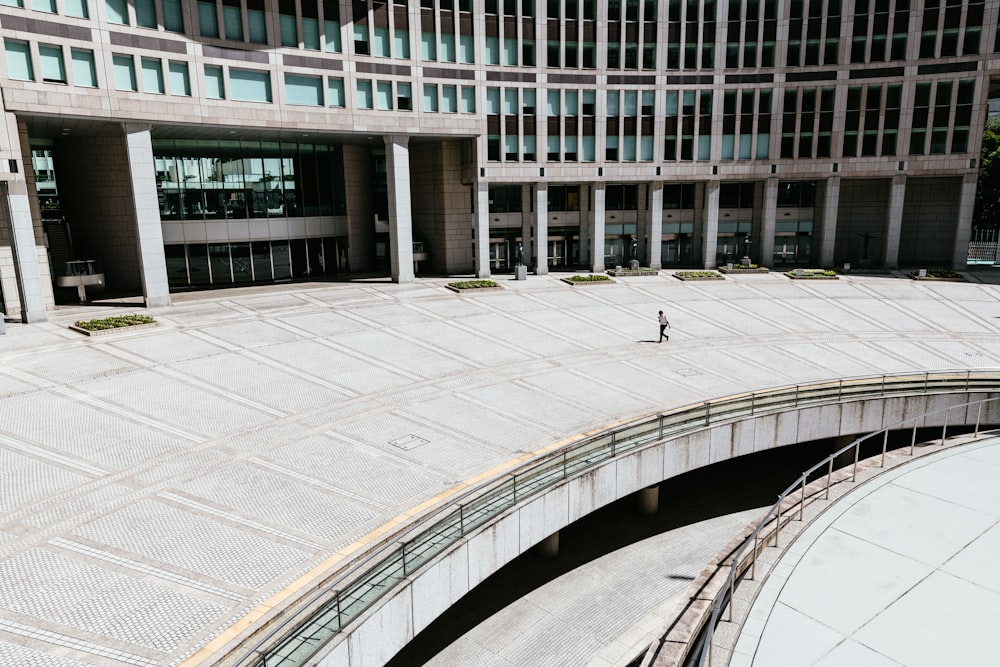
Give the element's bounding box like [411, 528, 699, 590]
[838, 379, 843, 402]
[750, 392, 755, 415]
[774, 495, 782, 547]
[851, 441, 859, 482]
[751, 533, 758, 580]
[976, 403, 982, 437]
[825, 458, 833, 499]
[705, 401, 711, 426]
[910, 423, 917, 455]
[798, 474, 807, 521]
[459, 504, 465, 535]
[727, 559, 736, 622]
[940, 409, 948, 446]
[880, 430, 888, 467]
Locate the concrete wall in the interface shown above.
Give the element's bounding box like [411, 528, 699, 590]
[899, 176, 961, 267]
[54, 134, 143, 293]
[314, 391, 1000, 667]
[343, 146, 375, 273]
[834, 178, 890, 265]
[410, 141, 474, 274]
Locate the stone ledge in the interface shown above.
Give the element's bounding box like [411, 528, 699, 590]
[69, 322, 160, 336]
[560, 277, 616, 286]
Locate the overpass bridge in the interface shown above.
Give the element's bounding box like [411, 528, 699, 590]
[1, 269, 999, 666]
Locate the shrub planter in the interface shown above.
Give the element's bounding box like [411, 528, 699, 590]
[561, 275, 616, 286]
[70, 314, 158, 336]
[446, 280, 504, 293]
[719, 265, 770, 274]
[607, 267, 659, 277]
[673, 271, 724, 281]
[785, 269, 839, 280]
[909, 269, 966, 282]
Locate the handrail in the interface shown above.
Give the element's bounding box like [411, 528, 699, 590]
[236, 369, 1000, 667]
[691, 392, 1000, 667]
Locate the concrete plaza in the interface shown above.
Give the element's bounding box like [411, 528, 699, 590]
[1, 269, 999, 666]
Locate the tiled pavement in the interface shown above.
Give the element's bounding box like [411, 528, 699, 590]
[1, 270, 999, 666]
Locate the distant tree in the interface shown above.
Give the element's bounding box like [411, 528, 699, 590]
[973, 118, 1000, 230]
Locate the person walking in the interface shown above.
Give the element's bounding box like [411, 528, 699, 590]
[657, 310, 671, 343]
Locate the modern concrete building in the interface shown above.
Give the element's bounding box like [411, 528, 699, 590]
[0, 0, 998, 322]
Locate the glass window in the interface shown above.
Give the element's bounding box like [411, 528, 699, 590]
[353, 24, 369, 54]
[135, 0, 156, 27]
[162, 0, 183, 31]
[229, 68, 271, 102]
[328, 77, 345, 106]
[397, 81, 412, 109]
[421, 31, 436, 60]
[376, 80, 392, 109]
[199, 1, 219, 37]
[38, 45, 66, 84]
[606, 91, 620, 115]
[394, 28, 410, 58]
[459, 34, 475, 62]
[31, 0, 55, 11]
[105, 0, 128, 24]
[71, 49, 97, 87]
[204, 65, 225, 98]
[442, 85, 457, 112]
[356, 79, 373, 108]
[503, 37, 517, 65]
[285, 73, 323, 105]
[249, 9, 267, 42]
[112, 54, 137, 91]
[503, 88, 518, 114]
[423, 83, 438, 111]
[168, 61, 191, 95]
[460, 86, 475, 112]
[0, 0, 23, 7]
[280, 13, 297, 46]
[324, 20, 341, 51]
[441, 33, 456, 61]
[64, 0, 88, 17]
[486, 87, 500, 114]
[303, 17, 320, 49]
[141, 57, 164, 93]
[223, 4, 243, 40]
[485, 36, 500, 63]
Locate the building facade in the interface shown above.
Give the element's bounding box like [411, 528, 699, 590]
[0, 0, 997, 321]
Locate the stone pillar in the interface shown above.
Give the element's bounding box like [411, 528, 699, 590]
[384, 135, 414, 283]
[883, 175, 906, 269]
[702, 180, 720, 269]
[475, 180, 491, 278]
[952, 173, 977, 270]
[648, 182, 663, 269]
[123, 125, 171, 308]
[818, 176, 841, 267]
[760, 177, 778, 267]
[591, 182, 606, 272]
[637, 485, 659, 516]
[533, 532, 559, 558]
[535, 182, 548, 275]
[1, 181, 47, 322]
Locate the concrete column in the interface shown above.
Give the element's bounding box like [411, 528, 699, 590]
[591, 182, 606, 272]
[533, 531, 559, 558]
[818, 176, 841, 267]
[760, 177, 778, 267]
[702, 180, 720, 269]
[535, 182, 548, 275]
[123, 125, 171, 308]
[648, 182, 663, 269]
[475, 181, 491, 278]
[883, 175, 906, 269]
[951, 173, 977, 269]
[384, 135, 414, 283]
[2, 181, 47, 322]
[636, 485, 659, 516]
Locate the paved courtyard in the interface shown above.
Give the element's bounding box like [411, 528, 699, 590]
[1, 270, 999, 666]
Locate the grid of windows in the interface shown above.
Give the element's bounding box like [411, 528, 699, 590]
[664, 89, 712, 160]
[721, 88, 771, 160]
[424, 0, 474, 63]
[919, 0, 984, 58]
[726, 0, 777, 68]
[909, 78, 975, 155]
[665, 0, 717, 69]
[786, 0, 841, 67]
[851, 0, 909, 63]
[781, 87, 835, 159]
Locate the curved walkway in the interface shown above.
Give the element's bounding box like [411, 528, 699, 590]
[734, 435, 1000, 667]
[0, 270, 998, 666]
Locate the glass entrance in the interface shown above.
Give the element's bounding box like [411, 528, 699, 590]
[490, 240, 509, 270]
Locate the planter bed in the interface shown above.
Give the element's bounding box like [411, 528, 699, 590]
[785, 269, 839, 280]
[607, 268, 659, 277]
[70, 314, 158, 336]
[673, 271, 724, 281]
[561, 276, 616, 286]
[446, 280, 505, 293]
[909, 271, 966, 282]
[719, 266, 770, 274]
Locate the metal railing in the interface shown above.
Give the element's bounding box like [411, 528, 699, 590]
[238, 370, 1000, 667]
[694, 392, 1000, 667]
